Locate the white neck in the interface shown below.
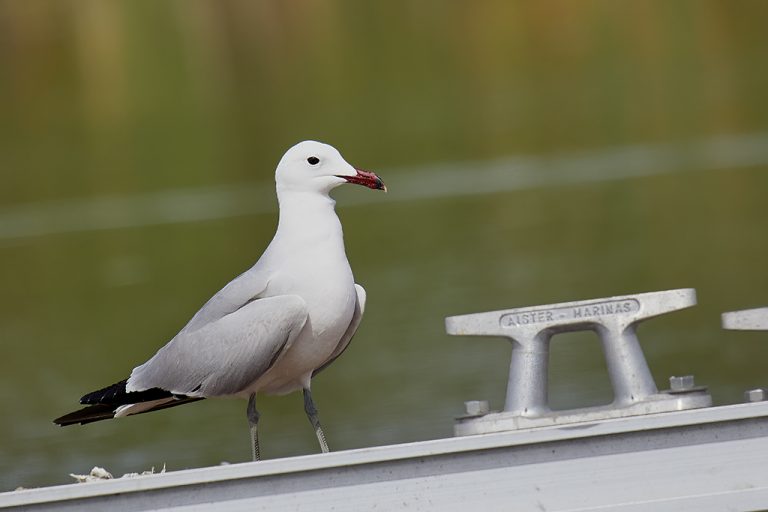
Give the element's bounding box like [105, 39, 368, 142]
[273, 188, 345, 249]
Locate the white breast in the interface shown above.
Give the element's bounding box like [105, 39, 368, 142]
[246, 243, 357, 395]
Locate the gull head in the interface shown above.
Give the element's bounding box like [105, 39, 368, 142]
[276, 141, 386, 195]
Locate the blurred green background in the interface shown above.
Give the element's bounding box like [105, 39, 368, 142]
[1, 0, 767, 490]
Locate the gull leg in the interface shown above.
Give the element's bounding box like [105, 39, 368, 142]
[247, 393, 261, 461]
[303, 388, 329, 453]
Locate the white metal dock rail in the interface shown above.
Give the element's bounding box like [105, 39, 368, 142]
[3, 402, 768, 512]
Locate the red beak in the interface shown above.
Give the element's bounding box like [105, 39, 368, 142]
[336, 168, 387, 192]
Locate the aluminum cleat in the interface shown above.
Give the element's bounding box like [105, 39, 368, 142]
[446, 288, 712, 436]
[722, 307, 768, 331]
[723, 307, 768, 404]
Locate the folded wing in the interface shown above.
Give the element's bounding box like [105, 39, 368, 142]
[129, 294, 309, 397]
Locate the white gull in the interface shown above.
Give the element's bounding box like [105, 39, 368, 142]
[54, 141, 386, 461]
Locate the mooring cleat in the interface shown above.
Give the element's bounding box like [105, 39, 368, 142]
[446, 288, 712, 435]
[722, 307, 768, 331]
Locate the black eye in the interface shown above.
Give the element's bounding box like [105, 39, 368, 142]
[307, 156, 320, 165]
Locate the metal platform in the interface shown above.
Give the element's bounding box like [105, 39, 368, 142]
[3, 288, 768, 512]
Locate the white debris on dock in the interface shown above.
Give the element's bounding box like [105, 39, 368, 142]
[69, 465, 165, 483]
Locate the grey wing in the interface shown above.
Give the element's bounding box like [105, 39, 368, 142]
[179, 266, 270, 336]
[312, 284, 366, 377]
[128, 295, 308, 397]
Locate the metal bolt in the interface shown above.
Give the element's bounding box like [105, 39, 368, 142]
[669, 375, 695, 391]
[745, 389, 768, 403]
[464, 400, 490, 416]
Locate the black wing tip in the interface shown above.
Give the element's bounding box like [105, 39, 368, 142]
[79, 379, 129, 405]
[55, 379, 206, 427]
[53, 379, 130, 426]
[53, 403, 117, 426]
[80, 378, 179, 406]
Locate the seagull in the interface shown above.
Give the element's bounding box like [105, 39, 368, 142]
[54, 141, 386, 461]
